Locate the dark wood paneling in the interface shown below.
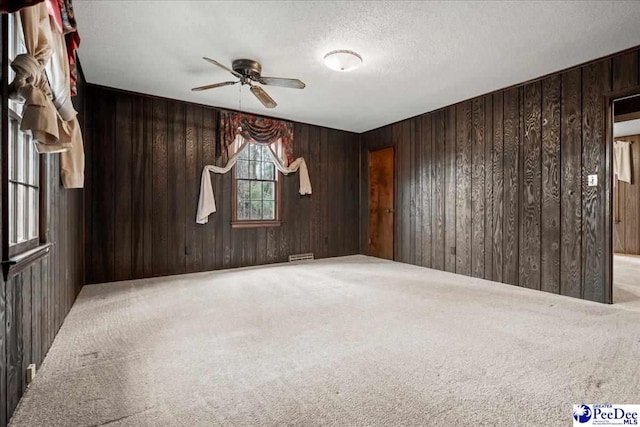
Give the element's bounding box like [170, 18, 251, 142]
[168, 102, 186, 275]
[360, 45, 640, 303]
[85, 85, 360, 283]
[185, 104, 204, 272]
[471, 97, 486, 278]
[420, 115, 432, 267]
[581, 60, 610, 303]
[560, 68, 583, 298]
[483, 95, 494, 281]
[455, 101, 472, 275]
[398, 122, 411, 263]
[541, 75, 562, 294]
[444, 106, 457, 273]
[432, 110, 445, 271]
[152, 99, 169, 277]
[5, 274, 20, 418]
[409, 120, 418, 265]
[131, 96, 145, 278]
[4, 183, 83, 423]
[502, 87, 520, 286]
[520, 82, 542, 290]
[612, 52, 639, 92]
[88, 89, 115, 284]
[492, 92, 504, 282]
[115, 94, 133, 280]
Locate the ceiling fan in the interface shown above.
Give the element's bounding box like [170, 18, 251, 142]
[191, 57, 306, 109]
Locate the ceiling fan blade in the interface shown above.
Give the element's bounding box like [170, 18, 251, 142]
[259, 77, 306, 89]
[202, 57, 242, 78]
[250, 85, 277, 108]
[191, 81, 238, 91]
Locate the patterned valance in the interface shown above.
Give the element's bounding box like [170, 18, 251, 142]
[218, 111, 294, 165]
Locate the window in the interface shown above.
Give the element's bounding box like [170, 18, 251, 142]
[7, 13, 41, 255]
[233, 144, 279, 226]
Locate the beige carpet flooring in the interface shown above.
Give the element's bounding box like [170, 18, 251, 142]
[614, 253, 640, 309]
[9, 255, 640, 426]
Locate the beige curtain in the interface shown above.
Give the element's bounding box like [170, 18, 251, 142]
[10, 2, 84, 188]
[196, 135, 312, 224]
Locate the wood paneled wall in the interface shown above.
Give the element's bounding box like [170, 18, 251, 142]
[84, 85, 360, 284]
[360, 47, 640, 304]
[2, 157, 84, 425]
[614, 134, 640, 255]
[0, 38, 85, 425]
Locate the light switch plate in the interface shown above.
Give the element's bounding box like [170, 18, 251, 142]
[588, 174, 598, 187]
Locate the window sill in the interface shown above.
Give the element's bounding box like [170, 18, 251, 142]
[231, 221, 281, 229]
[2, 243, 53, 281]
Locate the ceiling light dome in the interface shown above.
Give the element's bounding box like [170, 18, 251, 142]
[323, 50, 363, 72]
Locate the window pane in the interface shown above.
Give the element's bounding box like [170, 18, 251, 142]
[23, 131, 30, 184]
[28, 188, 37, 239]
[237, 200, 250, 220]
[9, 121, 17, 180]
[9, 184, 15, 245]
[250, 181, 262, 200]
[8, 13, 40, 250]
[17, 185, 26, 243]
[261, 145, 271, 162]
[234, 144, 278, 222]
[16, 129, 24, 183]
[250, 200, 262, 219]
[29, 135, 37, 186]
[249, 144, 261, 161]
[263, 162, 275, 180]
[238, 146, 249, 160]
[237, 180, 250, 200]
[249, 161, 261, 180]
[263, 201, 275, 220]
[236, 160, 249, 179]
[262, 182, 274, 201]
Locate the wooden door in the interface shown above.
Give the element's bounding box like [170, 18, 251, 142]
[368, 147, 394, 259]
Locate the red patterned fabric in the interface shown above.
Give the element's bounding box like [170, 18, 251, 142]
[218, 111, 294, 165]
[65, 31, 80, 96]
[58, 0, 80, 97]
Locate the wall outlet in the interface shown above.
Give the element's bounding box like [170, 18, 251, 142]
[588, 174, 598, 187]
[26, 364, 36, 385]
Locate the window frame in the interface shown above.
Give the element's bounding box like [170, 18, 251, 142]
[231, 144, 282, 228]
[6, 12, 42, 257]
[8, 94, 42, 258]
[1, 12, 51, 281]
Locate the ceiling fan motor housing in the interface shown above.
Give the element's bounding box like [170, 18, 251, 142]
[232, 59, 262, 80]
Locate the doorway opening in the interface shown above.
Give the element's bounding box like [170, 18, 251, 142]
[611, 93, 640, 308]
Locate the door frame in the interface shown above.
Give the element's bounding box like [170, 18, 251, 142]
[367, 146, 395, 259]
[603, 84, 640, 304]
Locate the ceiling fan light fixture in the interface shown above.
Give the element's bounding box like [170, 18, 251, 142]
[323, 50, 362, 72]
[192, 57, 306, 109]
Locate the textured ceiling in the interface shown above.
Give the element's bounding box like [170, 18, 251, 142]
[75, 1, 640, 133]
